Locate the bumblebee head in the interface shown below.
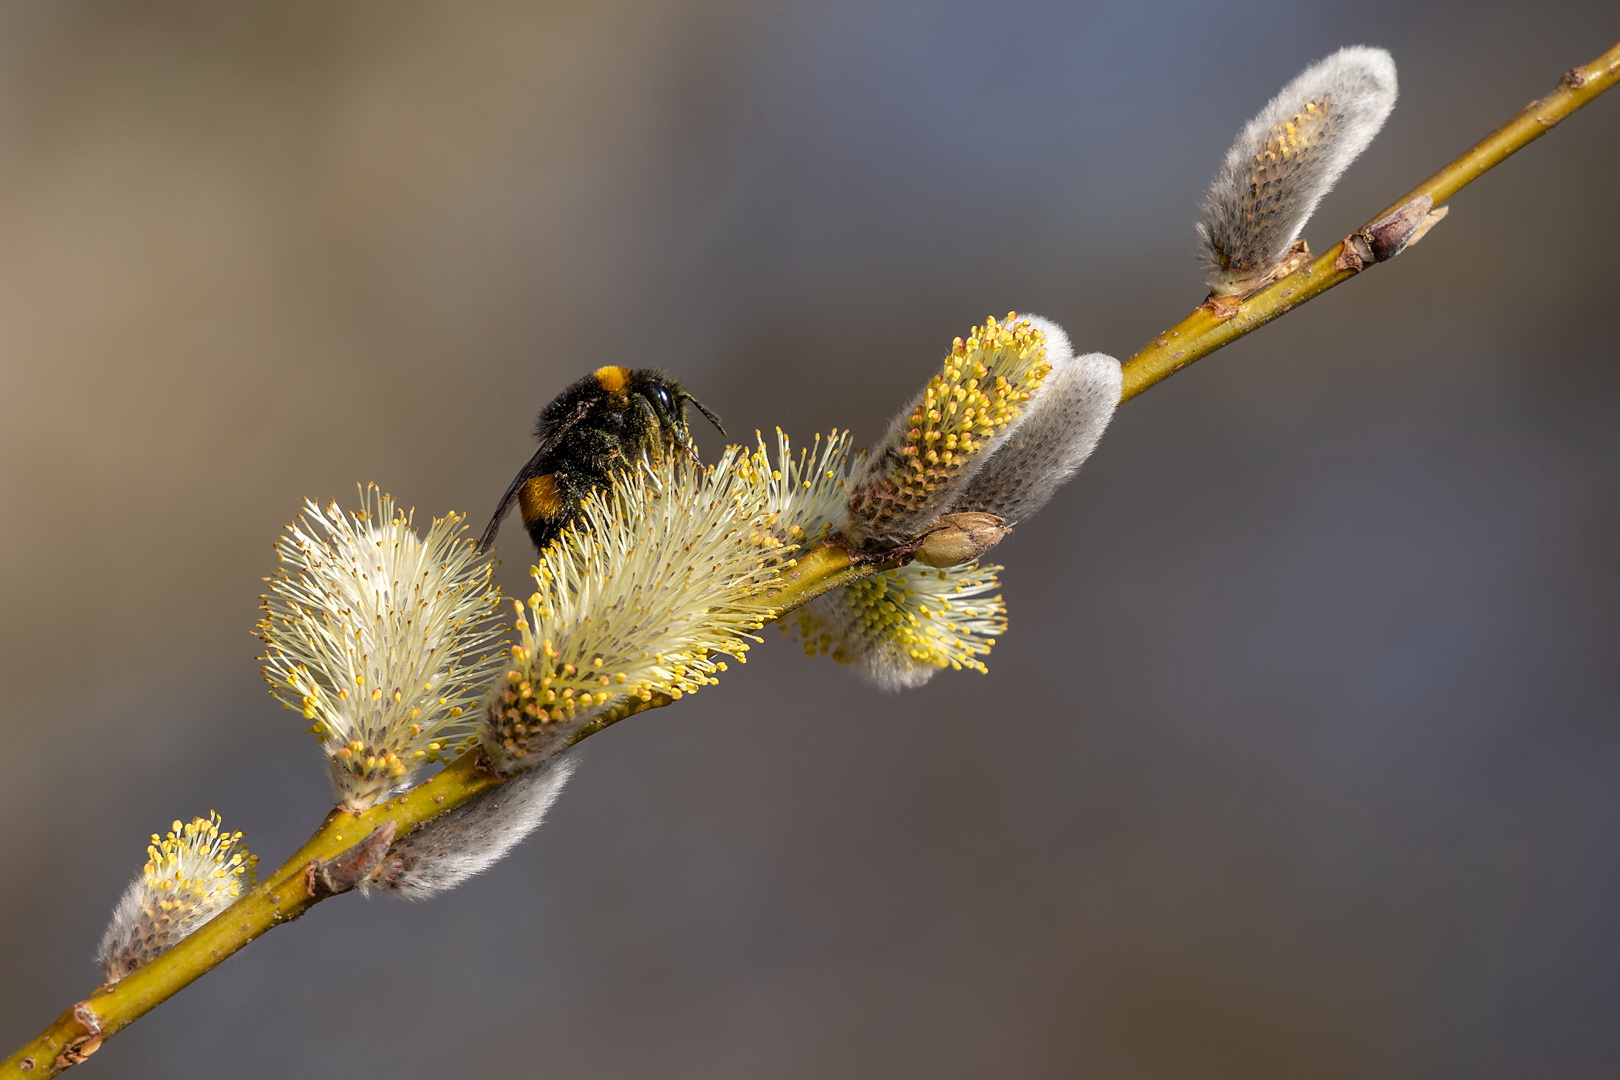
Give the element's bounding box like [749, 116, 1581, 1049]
[627, 369, 725, 457]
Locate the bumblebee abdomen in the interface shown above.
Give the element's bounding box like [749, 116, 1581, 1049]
[519, 473, 577, 551]
[518, 474, 565, 524]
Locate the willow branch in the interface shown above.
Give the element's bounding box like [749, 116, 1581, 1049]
[5, 38, 1618, 1080]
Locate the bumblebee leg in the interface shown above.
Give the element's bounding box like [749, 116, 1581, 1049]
[632, 393, 670, 463]
[670, 413, 699, 461]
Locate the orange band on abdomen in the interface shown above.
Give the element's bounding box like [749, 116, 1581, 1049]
[519, 474, 565, 525]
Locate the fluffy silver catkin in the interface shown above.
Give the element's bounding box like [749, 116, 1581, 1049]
[800, 314, 1120, 691]
[97, 814, 255, 982]
[1197, 46, 1397, 296]
[949, 316, 1121, 524]
[366, 755, 579, 899]
[842, 313, 1054, 549]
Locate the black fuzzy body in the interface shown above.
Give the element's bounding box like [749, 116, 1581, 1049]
[477, 366, 721, 555]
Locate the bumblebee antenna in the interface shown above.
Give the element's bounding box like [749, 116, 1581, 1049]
[684, 393, 725, 438]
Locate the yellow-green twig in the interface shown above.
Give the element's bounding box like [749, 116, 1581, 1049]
[5, 37, 1617, 1080]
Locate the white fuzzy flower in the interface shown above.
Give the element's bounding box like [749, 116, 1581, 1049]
[259, 485, 507, 809]
[748, 427, 857, 545]
[483, 434, 853, 770]
[788, 560, 1007, 690]
[97, 813, 256, 983]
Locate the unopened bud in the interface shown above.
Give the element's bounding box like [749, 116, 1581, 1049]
[1336, 195, 1448, 271]
[912, 512, 1011, 568]
[307, 822, 397, 899]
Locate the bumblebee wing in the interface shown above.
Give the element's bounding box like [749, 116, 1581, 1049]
[476, 397, 596, 553]
[476, 451, 546, 552]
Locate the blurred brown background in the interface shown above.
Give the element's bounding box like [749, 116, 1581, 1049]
[2, 2, 1617, 1077]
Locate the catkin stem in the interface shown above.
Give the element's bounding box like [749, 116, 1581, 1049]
[5, 37, 1618, 1080]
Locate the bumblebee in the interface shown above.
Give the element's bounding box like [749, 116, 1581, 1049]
[477, 365, 723, 554]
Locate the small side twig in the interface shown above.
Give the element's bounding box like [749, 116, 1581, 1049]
[1119, 39, 1620, 403]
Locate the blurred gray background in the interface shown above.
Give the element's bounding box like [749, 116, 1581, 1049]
[2, 2, 1617, 1077]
